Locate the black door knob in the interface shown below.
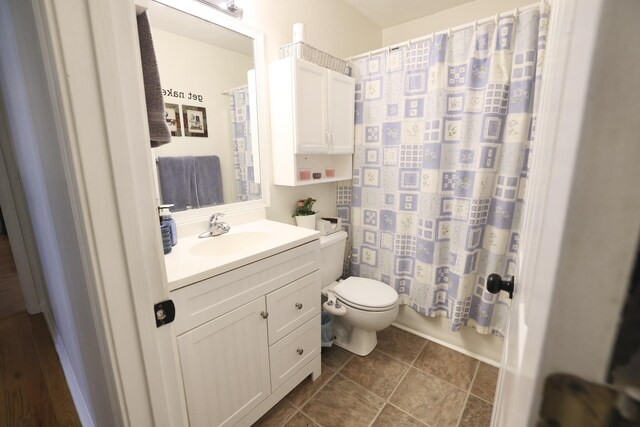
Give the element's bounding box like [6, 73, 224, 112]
[486, 273, 515, 299]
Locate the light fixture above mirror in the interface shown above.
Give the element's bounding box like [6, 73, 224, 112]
[195, 0, 243, 20]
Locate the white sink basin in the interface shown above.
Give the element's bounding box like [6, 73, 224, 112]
[164, 219, 320, 290]
[189, 231, 274, 257]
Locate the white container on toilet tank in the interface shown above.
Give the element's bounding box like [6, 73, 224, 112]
[319, 231, 400, 356]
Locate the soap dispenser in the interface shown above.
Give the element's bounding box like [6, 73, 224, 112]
[158, 204, 177, 247]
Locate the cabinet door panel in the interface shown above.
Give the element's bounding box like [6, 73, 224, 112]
[327, 70, 355, 154]
[266, 271, 320, 345]
[178, 298, 270, 427]
[294, 61, 327, 153]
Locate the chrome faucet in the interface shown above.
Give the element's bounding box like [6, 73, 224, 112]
[199, 213, 230, 238]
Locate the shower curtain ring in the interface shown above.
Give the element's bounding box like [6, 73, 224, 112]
[495, 14, 499, 26]
[473, 19, 478, 31]
[514, 7, 520, 20]
[368, 51, 371, 59]
[447, 28, 452, 38]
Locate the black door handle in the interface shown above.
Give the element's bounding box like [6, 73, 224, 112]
[487, 274, 514, 299]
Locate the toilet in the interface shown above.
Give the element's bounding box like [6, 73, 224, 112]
[320, 231, 399, 356]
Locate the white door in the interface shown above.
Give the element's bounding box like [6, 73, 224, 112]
[492, 1, 640, 425]
[492, 1, 574, 422]
[326, 70, 355, 154]
[293, 60, 328, 154]
[178, 297, 271, 427]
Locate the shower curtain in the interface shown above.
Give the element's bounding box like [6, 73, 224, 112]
[229, 86, 261, 202]
[337, 6, 549, 336]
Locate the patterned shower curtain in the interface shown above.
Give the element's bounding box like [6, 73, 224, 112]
[337, 6, 549, 336]
[229, 86, 261, 202]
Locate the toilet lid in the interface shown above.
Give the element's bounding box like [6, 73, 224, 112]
[334, 277, 398, 308]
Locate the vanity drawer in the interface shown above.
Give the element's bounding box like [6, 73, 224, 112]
[269, 315, 320, 391]
[172, 241, 319, 335]
[266, 271, 320, 345]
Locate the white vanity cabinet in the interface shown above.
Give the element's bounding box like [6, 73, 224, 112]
[270, 57, 355, 186]
[171, 240, 322, 427]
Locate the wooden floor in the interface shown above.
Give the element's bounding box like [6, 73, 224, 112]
[0, 235, 81, 426]
[0, 235, 26, 319]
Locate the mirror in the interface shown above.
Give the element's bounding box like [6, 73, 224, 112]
[148, 1, 265, 214]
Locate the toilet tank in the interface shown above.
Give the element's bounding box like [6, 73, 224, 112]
[319, 231, 348, 287]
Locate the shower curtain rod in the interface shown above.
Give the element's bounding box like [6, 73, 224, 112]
[221, 84, 248, 95]
[348, 1, 546, 61]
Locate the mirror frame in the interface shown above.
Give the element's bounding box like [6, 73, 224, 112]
[151, 0, 271, 225]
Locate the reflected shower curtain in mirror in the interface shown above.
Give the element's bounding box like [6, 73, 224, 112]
[337, 6, 549, 335]
[229, 86, 261, 201]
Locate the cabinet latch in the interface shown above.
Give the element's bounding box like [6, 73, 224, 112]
[154, 300, 176, 327]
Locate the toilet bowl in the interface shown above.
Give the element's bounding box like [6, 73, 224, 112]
[320, 231, 399, 356]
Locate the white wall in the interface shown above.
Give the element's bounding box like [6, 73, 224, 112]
[383, 0, 534, 45]
[240, 0, 382, 223]
[152, 27, 254, 204]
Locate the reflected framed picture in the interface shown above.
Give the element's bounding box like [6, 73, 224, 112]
[182, 105, 208, 137]
[164, 103, 181, 136]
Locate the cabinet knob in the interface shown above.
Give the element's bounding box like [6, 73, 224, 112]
[295, 302, 303, 310]
[260, 311, 269, 319]
[296, 348, 304, 355]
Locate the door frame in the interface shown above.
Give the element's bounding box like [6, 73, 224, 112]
[493, 0, 640, 425]
[0, 106, 42, 314]
[26, 0, 189, 424]
[493, 0, 586, 422]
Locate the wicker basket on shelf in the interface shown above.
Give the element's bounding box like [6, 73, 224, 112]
[279, 41, 352, 76]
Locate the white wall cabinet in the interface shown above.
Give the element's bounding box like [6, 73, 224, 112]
[171, 241, 322, 426]
[326, 71, 356, 154]
[293, 60, 328, 153]
[270, 57, 355, 186]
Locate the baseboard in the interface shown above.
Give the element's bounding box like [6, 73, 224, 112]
[391, 321, 501, 368]
[41, 304, 95, 427]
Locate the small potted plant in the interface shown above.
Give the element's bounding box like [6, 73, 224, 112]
[293, 197, 317, 229]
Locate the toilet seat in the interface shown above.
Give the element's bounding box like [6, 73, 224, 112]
[334, 277, 399, 311]
[336, 296, 399, 313]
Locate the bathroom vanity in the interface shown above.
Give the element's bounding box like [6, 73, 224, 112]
[164, 220, 321, 426]
[145, 2, 329, 425]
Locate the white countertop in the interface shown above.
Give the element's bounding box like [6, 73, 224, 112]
[164, 219, 320, 291]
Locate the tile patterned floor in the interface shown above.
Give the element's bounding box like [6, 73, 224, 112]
[253, 326, 499, 427]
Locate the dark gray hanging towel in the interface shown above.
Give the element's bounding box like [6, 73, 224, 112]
[157, 156, 198, 211]
[195, 156, 224, 207]
[137, 12, 171, 147]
